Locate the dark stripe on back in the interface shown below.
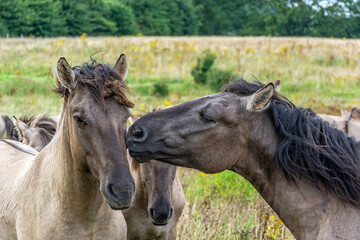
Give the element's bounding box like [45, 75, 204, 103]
[0, 139, 37, 156]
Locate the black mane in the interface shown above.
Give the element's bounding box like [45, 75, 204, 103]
[224, 79, 360, 206]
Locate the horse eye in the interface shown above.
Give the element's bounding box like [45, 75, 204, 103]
[73, 116, 87, 125]
[199, 112, 215, 123]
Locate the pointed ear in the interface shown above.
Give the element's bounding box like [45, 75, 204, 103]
[57, 57, 76, 90]
[114, 54, 128, 80]
[129, 114, 138, 125]
[274, 79, 281, 92]
[13, 116, 28, 141]
[246, 83, 274, 112]
[341, 108, 350, 117]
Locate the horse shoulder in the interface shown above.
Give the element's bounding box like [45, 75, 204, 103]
[317, 201, 360, 240]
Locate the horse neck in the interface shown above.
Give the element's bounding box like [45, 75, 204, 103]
[231, 113, 335, 240]
[27, 107, 103, 219]
[128, 157, 148, 208]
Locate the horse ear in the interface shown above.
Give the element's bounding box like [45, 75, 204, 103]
[57, 57, 76, 91]
[246, 83, 274, 112]
[341, 108, 349, 116]
[13, 116, 28, 141]
[114, 54, 128, 80]
[274, 79, 281, 92]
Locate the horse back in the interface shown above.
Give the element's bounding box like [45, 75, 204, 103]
[0, 139, 36, 187]
[0, 140, 36, 207]
[0, 140, 36, 239]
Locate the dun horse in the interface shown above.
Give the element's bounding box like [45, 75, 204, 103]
[318, 107, 360, 141]
[9, 113, 185, 240]
[0, 54, 135, 239]
[10, 114, 57, 151]
[0, 114, 14, 138]
[123, 116, 185, 240]
[127, 79, 360, 240]
[122, 157, 185, 240]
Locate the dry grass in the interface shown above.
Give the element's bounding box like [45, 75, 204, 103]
[177, 168, 293, 240]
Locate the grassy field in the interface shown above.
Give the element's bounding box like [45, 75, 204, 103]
[1, 36, 360, 239]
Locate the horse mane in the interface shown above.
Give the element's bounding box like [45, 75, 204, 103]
[224, 78, 360, 206]
[350, 107, 360, 121]
[52, 59, 134, 108]
[18, 114, 35, 125]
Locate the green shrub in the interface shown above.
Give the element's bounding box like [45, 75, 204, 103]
[132, 85, 150, 95]
[152, 81, 169, 97]
[191, 50, 217, 84]
[207, 68, 237, 92]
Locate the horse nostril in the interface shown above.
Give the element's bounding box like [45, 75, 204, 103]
[168, 208, 174, 220]
[149, 208, 155, 219]
[104, 182, 135, 210]
[133, 129, 143, 138]
[131, 125, 148, 143]
[106, 184, 117, 200]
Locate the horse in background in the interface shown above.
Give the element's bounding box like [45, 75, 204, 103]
[318, 107, 360, 141]
[123, 156, 185, 240]
[122, 115, 185, 240]
[0, 114, 14, 138]
[10, 114, 56, 151]
[0, 54, 135, 239]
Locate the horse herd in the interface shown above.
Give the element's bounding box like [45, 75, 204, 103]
[1, 54, 360, 240]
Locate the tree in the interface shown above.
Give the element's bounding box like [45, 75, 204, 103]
[0, 1, 34, 37]
[309, 0, 360, 38]
[106, 1, 137, 35]
[130, 0, 171, 35]
[27, 0, 67, 37]
[166, 0, 198, 35]
[61, 0, 93, 36]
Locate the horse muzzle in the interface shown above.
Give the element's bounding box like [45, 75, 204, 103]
[103, 181, 136, 210]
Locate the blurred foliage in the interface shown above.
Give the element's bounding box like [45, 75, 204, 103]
[191, 50, 217, 85]
[152, 81, 170, 97]
[191, 50, 237, 92]
[129, 0, 198, 35]
[1, 0, 360, 37]
[208, 68, 238, 92]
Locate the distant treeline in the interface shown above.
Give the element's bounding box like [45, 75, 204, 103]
[0, 0, 360, 38]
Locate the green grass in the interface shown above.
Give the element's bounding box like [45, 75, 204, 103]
[1, 36, 360, 239]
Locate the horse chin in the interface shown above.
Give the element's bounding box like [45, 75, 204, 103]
[152, 221, 169, 226]
[107, 200, 131, 210]
[104, 196, 132, 210]
[128, 150, 154, 163]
